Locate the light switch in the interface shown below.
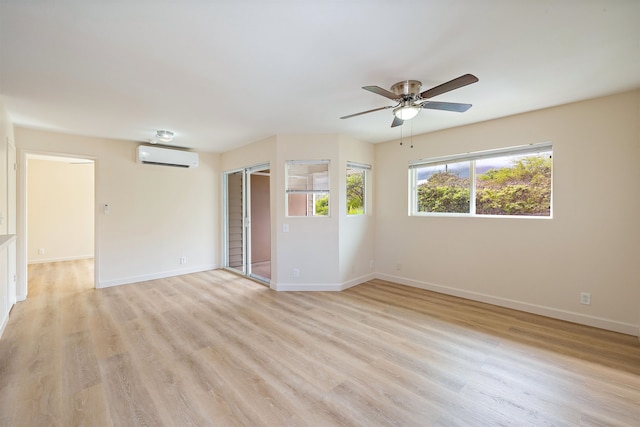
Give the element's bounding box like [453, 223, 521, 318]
[103, 204, 110, 215]
[283, 223, 289, 232]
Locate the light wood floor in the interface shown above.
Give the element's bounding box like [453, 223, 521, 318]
[1, 260, 639, 426]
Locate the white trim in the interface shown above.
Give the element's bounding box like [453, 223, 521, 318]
[375, 273, 639, 337]
[272, 273, 374, 292]
[346, 161, 372, 170]
[28, 254, 93, 264]
[97, 263, 218, 289]
[287, 189, 329, 194]
[341, 273, 375, 289]
[409, 142, 553, 168]
[273, 283, 344, 291]
[0, 309, 9, 340]
[286, 159, 330, 165]
[247, 162, 270, 174]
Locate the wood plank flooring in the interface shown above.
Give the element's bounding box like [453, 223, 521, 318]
[1, 259, 639, 426]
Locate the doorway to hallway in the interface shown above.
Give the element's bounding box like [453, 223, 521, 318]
[24, 154, 96, 296]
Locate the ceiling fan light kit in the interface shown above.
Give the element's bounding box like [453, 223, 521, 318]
[393, 104, 421, 120]
[341, 74, 478, 128]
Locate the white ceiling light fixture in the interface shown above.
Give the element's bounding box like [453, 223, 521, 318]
[155, 130, 175, 143]
[393, 104, 421, 121]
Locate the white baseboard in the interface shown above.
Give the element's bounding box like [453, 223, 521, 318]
[97, 264, 218, 289]
[342, 272, 376, 290]
[28, 254, 94, 264]
[273, 273, 375, 292]
[0, 308, 9, 340]
[375, 273, 639, 337]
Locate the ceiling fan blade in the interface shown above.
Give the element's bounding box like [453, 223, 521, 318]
[391, 116, 404, 127]
[340, 106, 393, 119]
[419, 74, 478, 99]
[363, 85, 401, 100]
[421, 101, 472, 113]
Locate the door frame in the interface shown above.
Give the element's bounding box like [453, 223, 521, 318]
[17, 150, 98, 300]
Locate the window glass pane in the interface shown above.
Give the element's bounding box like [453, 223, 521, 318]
[312, 171, 329, 192]
[346, 168, 365, 215]
[286, 161, 330, 216]
[475, 151, 552, 216]
[313, 193, 329, 216]
[416, 161, 471, 213]
[287, 163, 329, 191]
[286, 193, 330, 216]
[287, 193, 308, 216]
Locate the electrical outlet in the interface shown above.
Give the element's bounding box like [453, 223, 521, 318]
[369, 259, 374, 269]
[580, 292, 591, 305]
[180, 256, 187, 265]
[395, 263, 402, 271]
[38, 248, 45, 255]
[292, 268, 300, 278]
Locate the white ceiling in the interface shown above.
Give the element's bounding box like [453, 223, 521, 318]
[1, 1, 639, 153]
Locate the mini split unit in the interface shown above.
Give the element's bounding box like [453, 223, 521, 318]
[136, 145, 199, 168]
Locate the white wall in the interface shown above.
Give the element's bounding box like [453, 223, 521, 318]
[0, 104, 9, 236]
[0, 98, 16, 338]
[375, 90, 640, 335]
[275, 134, 341, 289]
[27, 159, 94, 263]
[16, 128, 220, 294]
[338, 134, 375, 285]
[221, 134, 376, 290]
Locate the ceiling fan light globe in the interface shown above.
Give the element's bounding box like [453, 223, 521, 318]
[393, 105, 420, 120]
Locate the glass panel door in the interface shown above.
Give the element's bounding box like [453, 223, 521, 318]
[248, 167, 270, 281]
[223, 164, 271, 283]
[225, 170, 245, 274]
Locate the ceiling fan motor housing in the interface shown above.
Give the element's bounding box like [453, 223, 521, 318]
[391, 80, 422, 97]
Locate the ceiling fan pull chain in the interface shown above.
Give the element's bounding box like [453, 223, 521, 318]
[410, 121, 414, 149]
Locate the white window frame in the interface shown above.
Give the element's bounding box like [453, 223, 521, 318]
[286, 159, 330, 217]
[346, 161, 371, 216]
[409, 142, 553, 218]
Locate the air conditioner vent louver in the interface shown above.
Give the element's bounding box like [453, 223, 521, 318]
[137, 145, 199, 168]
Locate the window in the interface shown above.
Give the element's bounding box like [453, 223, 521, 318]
[346, 162, 370, 215]
[410, 143, 552, 217]
[286, 160, 330, 216]
[415, 160, 471, 214]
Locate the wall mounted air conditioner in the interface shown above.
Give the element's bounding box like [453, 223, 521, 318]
[137, 145, 199, 168]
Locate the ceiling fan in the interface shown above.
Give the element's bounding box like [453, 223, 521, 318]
[340, 74, 478, 127]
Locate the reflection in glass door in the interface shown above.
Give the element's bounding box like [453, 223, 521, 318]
[224, 164, 271, 283]
[248, 169, 271, 281]
[225, 170, 245, 274]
